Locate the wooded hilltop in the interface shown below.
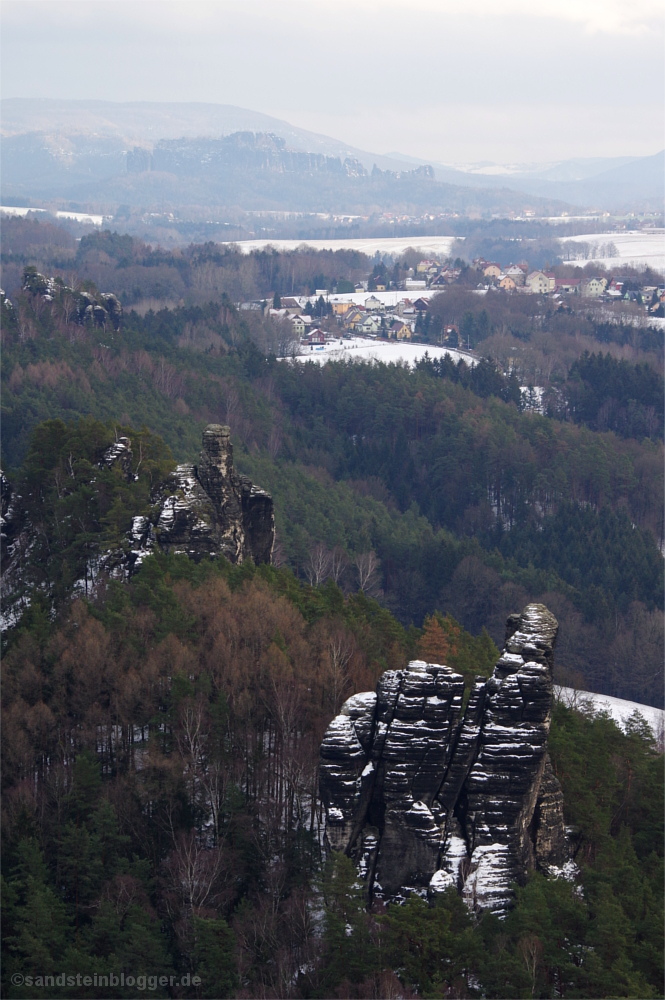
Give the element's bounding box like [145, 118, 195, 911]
[1, 225, 663, 998]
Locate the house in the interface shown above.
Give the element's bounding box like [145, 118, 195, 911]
[373, 280, 387, 291]
[303, 328, 326, 345]
[281, 297, 303, 315]
[499, 274, 517, 291]
[359, 315, 380, 334]
[405, 277, 427, 290]
[444, 324, 459, 343]
[505, 265, 526, 286]
[554, 278, 581, 295]
[355, 282, 367, 292]
[291, 315, 306, 336]
[581, 277, 608, 298]
[483, 263, 502, 279]
[365, 295, 384, 312]
[332, 300, 353, 316]
[389, 319, 412, 340]
[417, 259, 438, 273]
[413, 297, 430, 312]
[269, 307, 288, 319]
[344, 308, 365, 330]
[431, 268, 461, 287]
[526, 271, 552, 295]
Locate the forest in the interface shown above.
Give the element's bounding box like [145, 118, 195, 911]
[2, 548, 663, 998]
[1, 265, 663, 706]
[1, 230, 664, 997]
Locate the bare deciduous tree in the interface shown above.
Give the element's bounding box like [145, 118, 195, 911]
[329, 546, 349, 586]
[61, 292, 75, 326]
[272, 536, 287, 568]
[268, 427, 282, 459]
[225, 387, 240, 425]
[326, 629, 354, 714]
[518, 933, 543, 997]
[17, 306, 36, 344]
[305, 543, 331, 588]
[355, 550, 379, 593]
[162, 830, 229, 925]
[275, 319, 300, 359]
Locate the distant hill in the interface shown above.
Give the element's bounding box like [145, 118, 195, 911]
[0, 98, 415, 172]
[392, 151, 665, 213]
[3, 99, 657, 215]
[0, 123, 573, 219]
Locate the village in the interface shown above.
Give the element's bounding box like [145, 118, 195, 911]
[244, 254, 665, 352]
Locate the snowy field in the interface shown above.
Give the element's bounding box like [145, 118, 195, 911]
[287, 337, 475, 368]
[220, 236, 458, 257]
[555, 687, 664, 742]
[558, 230, 665, 272]
[0, 205, 107, 226]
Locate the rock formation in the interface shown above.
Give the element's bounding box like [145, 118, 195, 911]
[0, 426, 274, 619]
[319, 603, 567, 915]
[21, 269, 123, 331]
[129, 424, 274, 568]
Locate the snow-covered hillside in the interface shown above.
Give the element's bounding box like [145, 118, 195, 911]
[558, 230, 665, 271]
[555, 686, 664, 742]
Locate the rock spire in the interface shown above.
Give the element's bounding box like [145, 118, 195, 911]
[319, 603, 567, 915]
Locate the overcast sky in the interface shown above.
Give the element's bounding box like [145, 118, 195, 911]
[2, 0, 663, 164]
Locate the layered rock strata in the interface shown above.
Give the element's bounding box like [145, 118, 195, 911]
[1, 426, 274, 594]
[319, 603, 567, 915]
[136, 424, 274, 567]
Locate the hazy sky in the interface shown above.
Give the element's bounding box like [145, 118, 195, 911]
[2, 0, 663, 164]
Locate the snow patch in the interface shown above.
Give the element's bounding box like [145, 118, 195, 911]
[555, 686, 664, 741]
[429, 869, 455, 893]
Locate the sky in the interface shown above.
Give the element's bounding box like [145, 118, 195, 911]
[2, 0, 663, 165]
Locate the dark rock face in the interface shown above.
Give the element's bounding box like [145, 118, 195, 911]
[101, 437, 134, 481]
[0, 427, 274, 633]
[151, 424, 274, 566]
[319, 603, 567, 915]
[1, 470, 17, 567]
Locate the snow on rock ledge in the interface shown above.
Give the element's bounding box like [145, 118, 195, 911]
[319, 603, 569, 916]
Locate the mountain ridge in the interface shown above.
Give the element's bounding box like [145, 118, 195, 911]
[3, 99, 660, 213]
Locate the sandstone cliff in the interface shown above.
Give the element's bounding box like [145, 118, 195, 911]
[0, 425, 274, 631]
[319, 603, 567, 915]
[121, 424, 275, 569]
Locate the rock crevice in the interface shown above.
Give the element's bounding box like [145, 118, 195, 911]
[319, 603, 568, 915]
